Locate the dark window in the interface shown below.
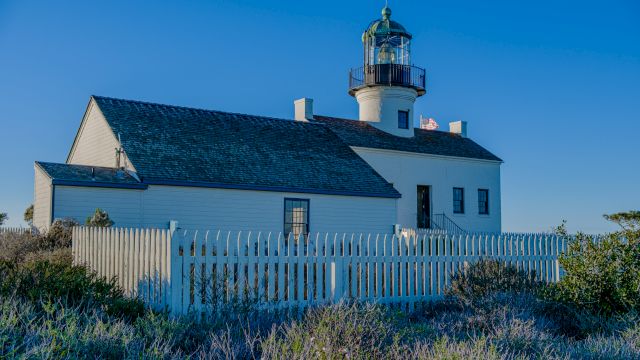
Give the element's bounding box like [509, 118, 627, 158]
[284, 198, 309, 240]
[398, 110, 409, 129]
[478, 189, 489, 215]
[453, 187, 464, 214]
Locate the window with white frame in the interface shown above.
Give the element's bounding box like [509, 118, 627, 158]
[284, 198, 309, 240]
[453, 187, 464, 214]
[478, 189, 489, 215]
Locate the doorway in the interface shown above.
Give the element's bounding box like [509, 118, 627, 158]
[417, 185, 431, 229]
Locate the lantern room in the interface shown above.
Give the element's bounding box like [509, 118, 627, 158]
[363, 6, 411, 66]
[349, 6, 426, 97]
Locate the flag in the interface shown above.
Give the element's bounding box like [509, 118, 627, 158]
[420, 116, 439, 130]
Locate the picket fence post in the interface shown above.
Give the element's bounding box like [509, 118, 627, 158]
[169, 228, 183, 315]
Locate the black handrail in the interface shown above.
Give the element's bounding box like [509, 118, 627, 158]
[429, 213, 466, 234]
[349, 64, 426, 95]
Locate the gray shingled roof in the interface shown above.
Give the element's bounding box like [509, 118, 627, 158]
[36, 162, 146, 189]
[90, 96, 400, 198]
[312, 115, 502, 162]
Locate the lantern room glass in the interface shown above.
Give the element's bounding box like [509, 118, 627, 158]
[365, 34, 411, 66]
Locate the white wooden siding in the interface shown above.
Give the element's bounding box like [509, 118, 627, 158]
[66, 99, 134, 171]
[53, 185, 397, 233]
[353, 147, 502, 233]
[54, 186, 144, 226]
[33, 165, 52, 229]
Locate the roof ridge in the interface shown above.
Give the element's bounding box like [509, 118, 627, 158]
[91, 95, 327, 127]
[35, 161, 120, 171]
[314, 115, 502, 162]
[315, 114, 453, 134]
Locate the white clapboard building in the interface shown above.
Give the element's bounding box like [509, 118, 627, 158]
[33, 6, 502, 235]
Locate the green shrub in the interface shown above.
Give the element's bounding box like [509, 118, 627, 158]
[22, 247, 73, 265]
[0, 219, 142, 320]
[446, 259, 541, 306]
[23, 204, 33, 226]
[0, 219, 77, 264]
[0, 259, 144, 319]
[0, 231, 41, 263]
[39, 217, 79, 250]
[534, 298, 619, 338]
[86, 208, 114, 227]
[549, 213, 640, 315]
[261, 302, 410, 359]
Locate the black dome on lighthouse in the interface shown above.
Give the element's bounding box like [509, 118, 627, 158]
[362, 6, 412, 42]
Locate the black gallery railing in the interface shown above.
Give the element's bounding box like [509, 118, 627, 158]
[349, 64, 426, 94]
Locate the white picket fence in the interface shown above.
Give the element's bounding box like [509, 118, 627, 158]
[72, 227, 566, 315]
[0, 227, 31, 235]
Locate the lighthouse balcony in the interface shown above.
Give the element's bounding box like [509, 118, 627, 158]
[349, 64, 426, 96]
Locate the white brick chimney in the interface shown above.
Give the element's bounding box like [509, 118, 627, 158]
[294, 98, 313, 121]
[449, 120, 467, 138]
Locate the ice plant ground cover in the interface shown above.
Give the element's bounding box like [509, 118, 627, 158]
[1, 211, 640, 359]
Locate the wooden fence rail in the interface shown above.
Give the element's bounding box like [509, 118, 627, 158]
[72, 227, 566, 315]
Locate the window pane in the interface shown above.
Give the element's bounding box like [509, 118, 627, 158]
[398, 111, 409, 129]
[293, 207, 303, 224]
[453, 188, 464, 214]
[478, 189, 489, 214]
[284, 198, 310, 240]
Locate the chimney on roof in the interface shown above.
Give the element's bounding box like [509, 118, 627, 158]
[294, 98, 313, 121]
[449, 121, 467, 138]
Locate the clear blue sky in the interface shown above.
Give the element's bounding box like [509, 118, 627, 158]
[0, 0, 638, 233]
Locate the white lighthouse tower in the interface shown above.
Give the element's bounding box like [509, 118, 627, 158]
[348, 6, 426, 137]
